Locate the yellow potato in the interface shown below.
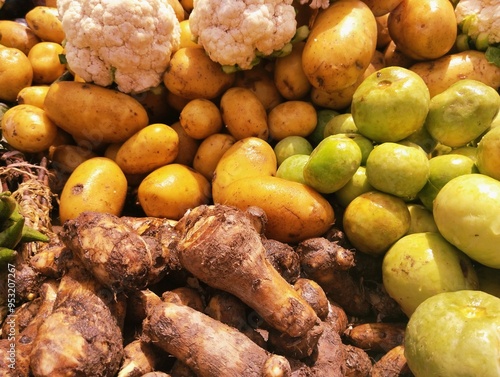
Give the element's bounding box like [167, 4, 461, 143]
[28, 41, 66, 84]
[375, 14, 392, 50]
[50, 144, 99, 173]
[179, 98, 223, 140]
[43, 81, 149, 146]
[25, 6, 65, 44]
[1, 104, 58, 153]
[163, 47, 236, 100]
[302, 0, 377, 93]
[178, 20, 201, 49]
[0, 20, 41, 55]
[268, 100, 317, 141]
[410, 50, 500, 97]
[0, 46, 33, 102]
[193, 133, 236, 181]
[171, 121, 201, 167]
[234, 65, 283, 111]
[166, 0, 186, 22]
[138, 163, 211, 220]
[220, 87, 269, 141]
[361, 0, 403, 16]
[16, 85, 50, 109]
[115, 123, 180, 175]
[212, 136, 277, 203]
[388, 0, 457, 60]
[273, 41, 311, 101]
[383, 40, 416, 68]
[59, 157, 128, 223]
[219, 176, 335, 243]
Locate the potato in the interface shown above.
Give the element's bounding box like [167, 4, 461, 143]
[43, 81, 149, 146]
[1, 104, 58, 153]
[220, 87, 269, 141]
[212, 137, 277, 203]
[388, 0, 457, 60]
[50, 144, 99, 173]
[179, 99, 223, 139]
[58, 157, 128, 223]
[163, 47, 236, 100]
[268, 101, 317, 141]
[0, 46, 33, 102]
[193, 133, 236, 181]
[27, 41, 66, 84]
[383, 40, 416, 68]
[16, 85, 50, 109]
[376, 14, 392, 49]
[138, 163, 211, 220]
[218, 176, 335, 243]
[410, 50, 500, 97]
[234, 65, 283, 111]
[273, 41, 311, 100]
[302, 0, 377, 93]
[166, 0, 185, 21]
[25, 6, 65, 44]
[115, 123, 179, 175]
[361, 0, 403, 16]
[178, 20, 202, 49]
[171, 121, 201, 166]
[0, 20, 40, 55]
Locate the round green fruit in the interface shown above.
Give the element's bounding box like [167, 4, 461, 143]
[433, 173, 500, 268]
[308, 109, 339, 146]
[417, 153, 478, 210]
[366, 142, 429, 200]
[351, 66, 430, 143]
[323, 113, 358, 138]
[274, 136, 313, 166]
[424, 79, 500, 148]
[406, 204, 438, 234]
[476, 126, 500, 181]
[382, 232, 479, 317]
[303, 135, 362, 194]
[404, 290, 500, 377]
[334, 166, 374, 208]
[276, 154, 309, 185]
[343, 190, 410, 256]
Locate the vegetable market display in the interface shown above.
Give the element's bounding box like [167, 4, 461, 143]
[0, 0, 500, 376]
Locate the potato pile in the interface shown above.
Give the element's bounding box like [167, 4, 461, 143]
[1, 0, 500, 376]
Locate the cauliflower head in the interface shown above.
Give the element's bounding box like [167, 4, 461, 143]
[455, 0, 500, 45]
[189, 0, 297, 70]
[57, 0, 181, 94]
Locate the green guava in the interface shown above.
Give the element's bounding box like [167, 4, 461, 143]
[351, 66, 430, 143]
[417, 153, 478, 211]
[433, 173, 500, 268]
[382, 232, 479, 317]
[406, 204, 438, 234]
[323, 113, 358, 138]
[343, 190, 410, 256]
[303, 135, 362, 194]
[476, 126, 500, 181]
[274, 136, 313, 166]
[308, 109, 339, 146]
[404, 290, 500, 377]
[365, 142, 429, 200]
[334, 166, 374, 208]
[424, 79, 500, 148]
[276, 154, 309, 185]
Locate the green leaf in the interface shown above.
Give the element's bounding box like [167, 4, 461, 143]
[485, 46, 500, 68]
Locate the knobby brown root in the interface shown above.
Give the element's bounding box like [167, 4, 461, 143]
[343, 322, 407, 353]
[29, 264, 125, 377]
[174, 204, 319, 338]
[143, 301, 292, 377]
[371, 344, 413, 377]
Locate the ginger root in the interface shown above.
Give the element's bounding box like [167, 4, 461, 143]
[143, 301, 292, 377]
[174, 204, 319, 338]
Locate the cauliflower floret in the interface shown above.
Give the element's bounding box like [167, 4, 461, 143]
[57, 0, 181, 94]
[300, 0, 330, 9]
[455, 0, 500, 44]
[189, 0, 297, 70]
